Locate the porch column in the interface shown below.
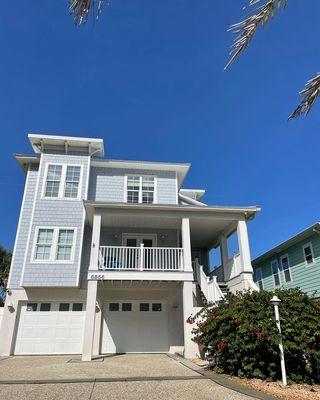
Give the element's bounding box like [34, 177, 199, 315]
[237, 219, 253, 273]
[219, 234, 228, 281]
[182, 281, 197, 358]
[181, 218, 193, 272]
[82, 212, 101, 361]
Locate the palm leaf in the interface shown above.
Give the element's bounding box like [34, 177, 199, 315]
[225, 0, 287, 69]
[289, 74, 320, 119]
[69, 0, 105, 25]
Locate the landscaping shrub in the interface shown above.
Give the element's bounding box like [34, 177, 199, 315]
[189, 288, 320, 384]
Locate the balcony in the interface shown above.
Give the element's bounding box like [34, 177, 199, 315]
[98, 246, 184, 271]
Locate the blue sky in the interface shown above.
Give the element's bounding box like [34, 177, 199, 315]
[0, 1, 319, 260]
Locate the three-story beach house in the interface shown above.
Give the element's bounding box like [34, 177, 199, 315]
[0, 134, 260, 360]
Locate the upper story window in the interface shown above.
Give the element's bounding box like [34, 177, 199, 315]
[303, 242, 315, 266]
[126, 176, 155, 204]
[271, 260, 280, 287]
[44, 164, 81, 200]
[254, 268, 264, 290]
[33, 227, 76, 263]
[280, 254, 292, 283]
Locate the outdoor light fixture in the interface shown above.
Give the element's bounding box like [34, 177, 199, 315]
[270, 295, 287, 386]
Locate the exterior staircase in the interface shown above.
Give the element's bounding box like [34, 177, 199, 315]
[193, 261, 224, 305]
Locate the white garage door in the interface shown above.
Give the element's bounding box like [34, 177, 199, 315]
[102, 300, 169, 354]
[14, 302, 85, 355]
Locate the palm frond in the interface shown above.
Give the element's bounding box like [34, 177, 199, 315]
[288, 74, 320, 119]
[225, 0, 287, 69]
[69, 0, 105, 25]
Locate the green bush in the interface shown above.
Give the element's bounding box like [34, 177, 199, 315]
[190, 288, 320, 384]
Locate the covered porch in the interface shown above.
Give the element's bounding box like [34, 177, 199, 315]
[81, 202, 259, 361]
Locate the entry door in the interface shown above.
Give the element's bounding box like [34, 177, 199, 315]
[123, 235, 156, 269]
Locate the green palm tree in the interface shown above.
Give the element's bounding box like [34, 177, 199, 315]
[0, 245, 12, 286]
[70, 0, 320, 119]
[226, 0, 320, 119]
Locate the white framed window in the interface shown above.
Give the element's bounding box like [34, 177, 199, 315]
[254, 268, 264, 290]
[303, 242, 315, 266]
[271, 259, 280, 287]
[35, 228, 54, 260]
[32, 227, 76, 263]
[125, 175, 156, 204]
[280, 254, 292, 283]
[43, 164, 82, 200]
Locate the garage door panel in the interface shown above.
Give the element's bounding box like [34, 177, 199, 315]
[14, 302, 85, 355]
[102, 300, 169, 354]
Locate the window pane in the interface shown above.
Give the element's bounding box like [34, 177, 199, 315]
[38, 229, 53, 244]
[64, 182, 79, 198]
[152, 303, 162, 312]
[56, 230, 74, 261]
[59, 303, 70, 311]
[304, 246, 314, 264]
[26, 303, 37, 312]
[109, 303, 119, 311]
[122, 303, 132, 311]
[274, 274, 280, 286]
[72, 303, 83, 312]
[127, 191, 139, 203]
[271, 262, 278, 274]
[284, 269, 291, 283]
[258, 281, 264, 290]
[127, 176, 140, 190]
[58, 230, 74, 245]
[140, 303, 149, 312]
[281, 257, 289, 270]
[142, 192, 154, 204]
[142, 177, 154, 190]
[57, 246, 72, 260]
[64, 166, 81, 198]
[35, 245, 51, 260]
[40, 303, 51, 312]
[45, 165, 62, 197]
[47, 165, 62, 180]
[66, 166, 80, 182]
[255, 269, 262, 282]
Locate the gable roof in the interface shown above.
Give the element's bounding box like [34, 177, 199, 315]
[252, 222, 320, 265]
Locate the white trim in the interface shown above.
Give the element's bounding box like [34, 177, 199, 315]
[41, 163, 83, 201]
[30, 226, 77, 264]
[77, 155, 91, 286]
[175, 171, 178, 204]
[20, 154, 44, 287]
[302, 242, 315, 267]
[254, 267, 264, 290]
[125, 174, 157, 205]
[270, 259, 281, 288]
[280, 254, 292, 283]
[7, 165, 31, 289]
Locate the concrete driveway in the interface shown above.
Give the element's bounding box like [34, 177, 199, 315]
[0, 354, 259, 400]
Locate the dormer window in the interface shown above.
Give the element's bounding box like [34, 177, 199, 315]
[126, 175, 155, 204]
[43, 164, 82, 200]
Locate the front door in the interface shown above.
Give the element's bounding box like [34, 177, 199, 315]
[122, 234, 156, 269]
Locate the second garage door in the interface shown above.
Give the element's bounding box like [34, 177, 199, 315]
[102, 300, 169, 354]
[14, 301, 85, 355]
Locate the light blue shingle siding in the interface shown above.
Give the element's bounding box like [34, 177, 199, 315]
[88, 167, 177, 204]
[21, 153, 90, 287]
[8, 164, 39, 289]
[253, 233, 320, 297]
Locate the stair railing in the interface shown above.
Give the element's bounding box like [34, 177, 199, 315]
[194, 261, 224, 304]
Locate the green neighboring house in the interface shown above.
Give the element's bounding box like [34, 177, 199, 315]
[252, 222, 320, 298]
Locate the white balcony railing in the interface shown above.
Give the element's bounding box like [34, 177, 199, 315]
[99, 246, 184, 271]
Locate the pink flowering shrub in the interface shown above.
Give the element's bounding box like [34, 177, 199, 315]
[191, 288, 320, 384]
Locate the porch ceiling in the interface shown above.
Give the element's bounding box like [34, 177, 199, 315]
[84, 201, 260, 249]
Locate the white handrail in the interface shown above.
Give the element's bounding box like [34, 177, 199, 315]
[99, 246, 184, 271]
[195, 263, 224, 304]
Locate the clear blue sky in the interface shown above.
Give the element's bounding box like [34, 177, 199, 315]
[0, 1, 319, 260]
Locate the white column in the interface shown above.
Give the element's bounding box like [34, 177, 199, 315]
[219, 234, 228, 281]
[92, 296, 102, 356]
[182, 281, 197, 358]
[89, 213, 102, 271]
[82, 280, 98, 361]
[181, 218, 192, 272]
[237, 219, 253, 273]
[82, 212, 101, 361]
